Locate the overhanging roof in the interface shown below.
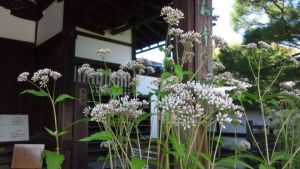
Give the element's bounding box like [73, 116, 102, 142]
[0, 0, 171, 50]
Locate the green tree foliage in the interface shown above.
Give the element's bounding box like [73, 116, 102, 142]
[231, 0, 300, 48]
[218, 44, 300, 90]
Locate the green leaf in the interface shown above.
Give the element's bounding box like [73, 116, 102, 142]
[130, 157, 146, 169]
[62, 118, 90, 132]
[259, 164, 276, 169]
[174, 65, 184, 81]
[99, 69, 110, 75]
[21, 89, 48, 97]
[169, 135, 186, 158]
[198, 152, 212, 163]
[79, 131, 113, 142]
[164, 59, 173, 67]
[183, 71, 193, 76]
[161, 72, 172, 79]
[136, 113, 151, 125]
[271, 152, 290, 164]
[54, 94, 74, 104]
[44, 127, 56, 137]
[215, 158, 254, 169]
[58, 131, 68, 136]
[42, 150, 64, 169]
[111, 85, 123, 99]
[190, 155, 206, 169]
[235, 154, 265, 163]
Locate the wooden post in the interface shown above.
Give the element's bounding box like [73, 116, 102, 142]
[174, 0, 213, 79]
[173, 0, 213, 167]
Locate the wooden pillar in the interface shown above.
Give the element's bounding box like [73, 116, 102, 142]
[173, 0, 213, 166]
[174, 0, 213, 79]
[60, 0, 77, 168]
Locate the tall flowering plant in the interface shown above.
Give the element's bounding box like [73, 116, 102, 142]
[17, 69, 75, 169]
[234, 42, 300, 169]
[78, 52, 155, 168]
[77, 6, 250, 169]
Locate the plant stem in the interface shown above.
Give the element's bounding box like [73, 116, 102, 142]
[282, 146, 300, 169]
[211, 126, 223, 169]
[185, 124, 200, 166]
[257, 55, 270, 164]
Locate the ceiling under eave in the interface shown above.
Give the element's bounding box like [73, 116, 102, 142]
[72, 0, 171, 50]
[0, 0, 172, 50]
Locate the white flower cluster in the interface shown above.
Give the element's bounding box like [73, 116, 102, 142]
[216, 113, 232, 129]
[78, 63, 98, 78]
[17, 72, 30, 82]
[100, 140, 117, 150]
[160, 81, 243, 130]
[83, 106, 91, 117]
[268, 109, 300, 134]
[95, 48, 112, 56]
[258, 41, 271, 49]
[86, 95, 146, 122]
[280, 81, 296, 90]
[241, 41, 272, 50]
[180, 30, 201, 48]
[211, 72, 252, 93]
[169, 28, 184, 37]
[110, 69, 131, 80]
[160, 6, 184, 26]
[238, 141, 251, 150]
[18, 68, 62, 87]
[212, 61, 225, 71]
[241, 43, 257, 49]
[120, 58, 155, 74]
[212, 35, 228, 49]
[279, 81, 300, 99]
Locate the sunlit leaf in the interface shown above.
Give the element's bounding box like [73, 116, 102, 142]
[79, 131, 113, 142]
[42, 150, 64, 169]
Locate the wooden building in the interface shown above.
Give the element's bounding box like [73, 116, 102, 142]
[0, 0, 212, 168]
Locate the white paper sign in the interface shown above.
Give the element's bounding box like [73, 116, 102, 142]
[0, 115, 29, 142]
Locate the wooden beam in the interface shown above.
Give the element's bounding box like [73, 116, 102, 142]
[144, 23, 165, 39]
[110, 15, 160, 35]
[136, 28, 156, 43]
[79, 0, 108, 17]
[76, 31, 132, 47]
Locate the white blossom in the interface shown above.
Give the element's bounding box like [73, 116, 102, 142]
[279, 81, 296, 90]
[100, 140, 117, 150]
[180, 31, 202, 48]
[89, 96, 146, 122]
[161, 6, 184, 26]
[239, 141, 251, 150]
[169, 28, 184, 37]
[110, 69, 131, 80]
[216, 113, 232, 129]
[39, 75, 49, 88]
[212, 36, 228, 49]
[83, 106, 91, 117]
[17, 72, 30, 82]
[241, 43, 257, 49]
[96, 48, 112, 56]
[160, 81, 242, 130]
[24, 68, 63, 87]
[212, 61, 225, 71]
[78, 63, 98, 78]
[50, 71, 62, 80]
[258, 41, 271, 49]
[120, 58, 154, 74]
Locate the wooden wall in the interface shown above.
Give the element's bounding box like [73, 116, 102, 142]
[0, 38, 34, 168]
